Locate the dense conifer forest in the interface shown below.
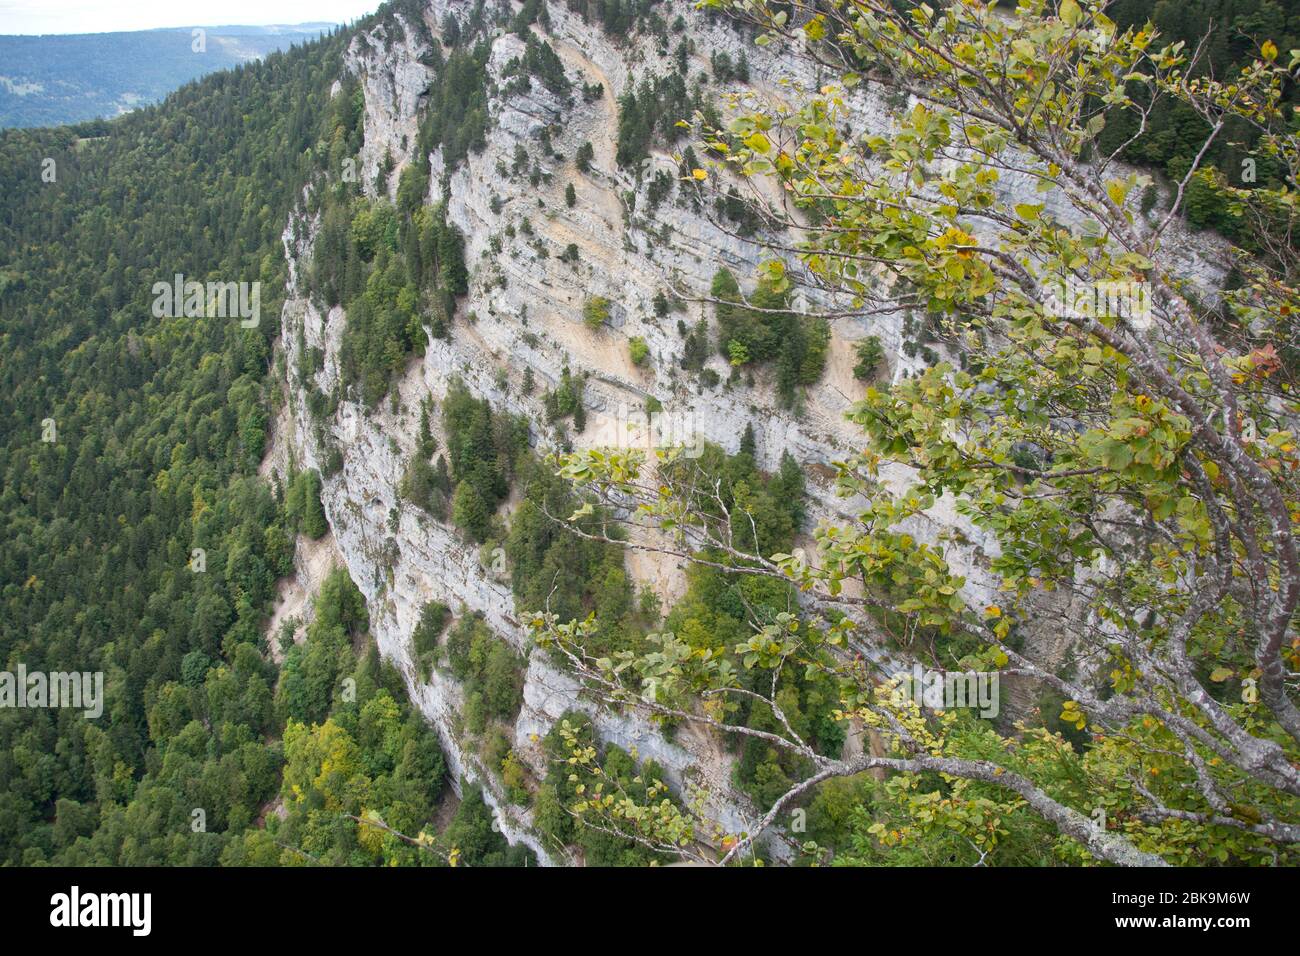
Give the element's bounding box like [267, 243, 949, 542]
[0, 10, 495, 867]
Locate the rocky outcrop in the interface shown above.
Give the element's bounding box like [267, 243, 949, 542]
[344, 10, 438, 202]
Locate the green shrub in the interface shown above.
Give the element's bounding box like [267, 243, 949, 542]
[444, 614, 525, 724]
[575, 141, 594, 172]
[442, 782, 535, 866]
[711, 268, 829, 406]
[583, 295, 611, 330]
[503, 455, 646, 657]
[400, 452, 451, 517]
[442, 379, 529, 541]
[286, 469, 329, 539]
[412, 601, 450, 655]
[535, 711, 672, 864]
[628, 335, 650, 365]
[544, 366, 584, 423]
[852, 335, 885, 381]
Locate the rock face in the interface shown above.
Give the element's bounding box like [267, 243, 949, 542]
[263, 0, 1232, 863]
[344, 12, 437, 203]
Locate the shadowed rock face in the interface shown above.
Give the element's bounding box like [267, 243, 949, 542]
[263, 1, 1233, 863]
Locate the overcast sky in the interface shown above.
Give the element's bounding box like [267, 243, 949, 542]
[0, 0, 382, 34]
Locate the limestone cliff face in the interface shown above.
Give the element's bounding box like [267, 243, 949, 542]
[344, 13, 436, 203]
[262, 0, 1233, 862]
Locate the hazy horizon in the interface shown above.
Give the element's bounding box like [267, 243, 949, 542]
[0, 0, 381, 35]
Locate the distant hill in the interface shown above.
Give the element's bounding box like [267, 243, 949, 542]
[0, 24, 337, 128]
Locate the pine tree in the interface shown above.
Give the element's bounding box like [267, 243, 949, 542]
[739, 422, 756, 459]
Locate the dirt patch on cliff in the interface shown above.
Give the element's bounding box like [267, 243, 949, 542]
[265, 530, 346, 662]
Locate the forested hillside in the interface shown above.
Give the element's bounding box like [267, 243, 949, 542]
[0, 8, 523, 867]
[0, 25, 333, 128]
[0, 19, 335, 864]
[1099, 0, 1300, 246]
